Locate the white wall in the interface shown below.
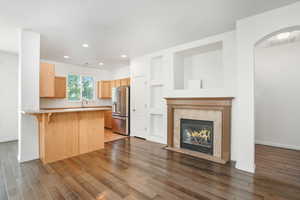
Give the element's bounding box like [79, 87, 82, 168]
[18, 30, 40, 162]
[0, 52, 18, 142]
[166, 31, 237, 98]
[183, 50, 223, 89]
[40, 61, 113, 108]
[255, 41, 300, 150]
[111, 65, 130, 80]
[130, 31, 238, 159]
[130, 2, 300, 173]
[236, 1, 300, 173]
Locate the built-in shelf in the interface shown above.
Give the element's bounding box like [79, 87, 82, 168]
[150, 85, 163, 110]
[150, 56, 163, 81]
[147, 55, 165, 143]
[173, 41, 224, 90]
[149, 114, 163, 138]
[149, 55, 164, 113]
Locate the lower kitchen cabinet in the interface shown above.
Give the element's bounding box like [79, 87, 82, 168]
[105, 110, 112, 129]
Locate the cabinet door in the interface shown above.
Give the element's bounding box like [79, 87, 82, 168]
[126, 78, 131, 86]
[119, 78, 130, 86]
[98, 81, 112, 99]
[40, 62, 55, 97]
[104, 110, 112, 129]
[111, 80, 116, 88]
[41, 112, 79, 163]
[120, 78, 128, 86]
[79, 111, 104, 154]
[115, 79, 121, 88]
[55, 77, 66, 98]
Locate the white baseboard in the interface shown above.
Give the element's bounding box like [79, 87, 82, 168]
[147, 136, 167, 144]
[18, 150, 39, 163]
[0, 138, 18, 143]
[255, 140, 300, 151]
[236, 162, 255, 173]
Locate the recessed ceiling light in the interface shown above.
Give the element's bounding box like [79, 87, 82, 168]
[121, 54, 128, 58]
[82, 43, 89, 48]
[64, 56, 70, 59]
[277, 32, 290, 40]
[99, 62, 104, 66]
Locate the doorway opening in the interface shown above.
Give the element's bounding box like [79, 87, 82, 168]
[254, 28, 300, 186]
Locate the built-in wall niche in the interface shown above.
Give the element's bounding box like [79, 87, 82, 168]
[173, 41, 224, 90]
[150, 56, 163, 81]
[149, 114, 163, 138]
[150, 85, 163, 110]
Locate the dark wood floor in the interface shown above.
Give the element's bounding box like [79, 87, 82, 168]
[0, 139, 300, 200]
[255, 144, 300, 188]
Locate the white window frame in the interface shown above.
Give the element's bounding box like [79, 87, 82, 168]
[67, 73, 95, 102]
[81, 75, 95, 101]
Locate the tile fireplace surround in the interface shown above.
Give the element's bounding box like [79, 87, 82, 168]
[165, 97, 234, 164]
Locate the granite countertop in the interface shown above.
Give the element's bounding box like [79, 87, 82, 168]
[22, 107, 111, 114]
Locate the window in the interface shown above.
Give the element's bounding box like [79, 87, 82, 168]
[67, 74, 81, 101]
[67, 74, 94, 101]
[82, 76, 94, 100]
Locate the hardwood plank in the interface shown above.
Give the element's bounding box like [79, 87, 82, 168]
[104, 129, 127, 143]
[1, 140, 300, 200]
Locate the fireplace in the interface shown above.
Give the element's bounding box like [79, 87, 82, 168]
[166, 97, 233, 164]
[180, 119, 214, 155]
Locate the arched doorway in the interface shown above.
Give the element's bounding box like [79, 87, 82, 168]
[234, 2, 300, 174]
[254, 27, 300, 186]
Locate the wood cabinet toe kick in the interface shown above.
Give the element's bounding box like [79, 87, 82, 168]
[32, 110, 105, 164]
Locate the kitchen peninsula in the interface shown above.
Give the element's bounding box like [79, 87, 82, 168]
[23, 107, 110, 164]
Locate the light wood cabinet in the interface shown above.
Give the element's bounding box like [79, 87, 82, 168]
[36, 110, 105, 164]
[126, 78, 131, 86]
[120, 78, 127, 86]
[38, 112, 80, 163]
[54, 77, 66, 98]
[120, 78, 130, 86]
[112, 78, 130, 88]
[79, 111, 104, 154]
[114, 79, 121, 88]
[98, 78, 130, 99]
[40, 62, 55, 97]
[98, 80, 112, 99]
[40, 62, 66, 98]
[111, 80, 116, 88]
[104, 110, 112, 129]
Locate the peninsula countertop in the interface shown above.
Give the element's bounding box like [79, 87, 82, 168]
[22, 107, 111, 114]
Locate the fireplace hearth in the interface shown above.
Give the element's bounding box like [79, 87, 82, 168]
[180, 119, 213, 155]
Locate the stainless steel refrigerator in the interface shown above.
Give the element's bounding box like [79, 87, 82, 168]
[112, 86, 130, 135]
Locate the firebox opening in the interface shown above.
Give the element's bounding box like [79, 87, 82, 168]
[180, 119, 214, 155]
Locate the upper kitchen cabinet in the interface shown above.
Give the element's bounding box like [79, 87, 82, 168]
[98, 80, 112, 99]
[112, 79, 121, 88]
[40, 62, 55, 97]
[98, 78, 131, 99]
[40, 62, 66, 98]
[120, 78, 130, 86]
[54, 77, 66, 98]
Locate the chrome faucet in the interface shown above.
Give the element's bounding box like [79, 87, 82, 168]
[81, 99, 88, 108]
